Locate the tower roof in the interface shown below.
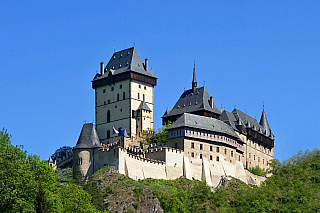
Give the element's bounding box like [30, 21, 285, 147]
[192, 62, 197, 91]
[139, 101, 152, 112]
[259, 109, 271, 136]
[93, 47, 157, 81]
[48, 156, 54, 163]
[74, 123, 101, 149]
[162, 87, 221, 118]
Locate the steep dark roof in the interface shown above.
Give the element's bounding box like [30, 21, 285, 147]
[139, 101, 152, 112]
[219, 110, 237, 130]
[232, 109, 274, 138]
[92, 47, 156, 82]
[259, 109, 271, 136]
[48, 156, 54, 163]
[167, 113, 240, 140]
[74, 123, 102, 149]
[162, 87, 222, 118]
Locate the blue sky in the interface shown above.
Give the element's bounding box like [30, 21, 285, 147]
[1, 1, 319, 162]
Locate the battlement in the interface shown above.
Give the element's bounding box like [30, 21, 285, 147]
[56, 152, 73, 168]
[98, 141, 120, 151]
[126, 151, 165, 165]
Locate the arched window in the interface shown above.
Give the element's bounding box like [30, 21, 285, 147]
[107, 110, 111, 123]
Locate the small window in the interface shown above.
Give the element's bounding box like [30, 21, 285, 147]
[103, 89, 106, 93]
[210, 155, 213, 160]
[239, 155, 240, 161]
[191, 143, 194, 149]
[200, 144, 203, 150]
[210, 146, 213, 151]
[78, 158, 82, 165]
[138, 93, 140, 100]
[254, 155, 256, 160]
[258, 157, 260, 162]
[249, 153, 251, 158]
[263, 159, 264, 164]
[143, 94, 145, 101]
[111, 87, 114, 91]
[107, 110, 111, 123]
[107, 130, 110, 138]
[108, 99, 110, 104]
[191, 152, 194, 158]
[104, 101, 106, 105]
[119, 85, 122, 89]
[117, 93, 119, 101]
[139, 85, 141, 89]
[224, 148, 227, 155]
[200, 154, 203, 159]
[144, 86, 146, 90]
[216, 147, 219, 153]
[231, 151, 233, 157]
[123, 92, 125, 100]
[216, 156, 220, 162]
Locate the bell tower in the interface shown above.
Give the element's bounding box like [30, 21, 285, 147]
[92, 47, 157, 144]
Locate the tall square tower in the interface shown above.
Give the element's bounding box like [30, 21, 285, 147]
[92, 47, 157, 144]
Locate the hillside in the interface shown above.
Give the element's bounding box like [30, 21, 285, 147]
[2, 128, 320, 212]
[78, 149, 320, 212]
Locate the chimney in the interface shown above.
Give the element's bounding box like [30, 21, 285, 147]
[100, 62, 104, 75]
[145, 58, 148, 71]
[210, 96, 213, 108]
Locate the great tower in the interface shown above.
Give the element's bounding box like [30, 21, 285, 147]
[92, 47, 157, 144]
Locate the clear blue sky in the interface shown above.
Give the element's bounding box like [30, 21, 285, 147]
[1, 1, 319, 162]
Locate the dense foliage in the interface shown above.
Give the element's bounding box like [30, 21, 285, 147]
[0, 129, 99, 213]
[212, 149, 320, 212]
[248, 165, 266, 176]
[139, 121, 172, 146]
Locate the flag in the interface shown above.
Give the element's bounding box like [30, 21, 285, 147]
[120, 127, 124, 136]
[112, 127, 119, 135]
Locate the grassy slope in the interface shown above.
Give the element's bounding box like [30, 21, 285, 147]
[56, 149, 320, 213]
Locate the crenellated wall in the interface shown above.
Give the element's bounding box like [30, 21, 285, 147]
[75, 144, 254, 187]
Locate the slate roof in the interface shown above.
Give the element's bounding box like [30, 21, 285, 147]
[232, 109, 274, 139]
[92, 47, 157, 82]
[74, 123, 102, 149]
[139, 101, 152, 112]
[259, 109, 271, 136]
[219, 110, 237, 130]
[162, 87, 222, 118]
[48, 156, 54, 163]
[167, 113, 240, 140]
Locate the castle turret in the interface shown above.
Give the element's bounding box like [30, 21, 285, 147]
[73, 123, 101, 178]
[259, 108, 270, 137]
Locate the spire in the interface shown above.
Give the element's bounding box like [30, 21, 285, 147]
[192, 61, 197, 91]
[259, 108, 271, 136]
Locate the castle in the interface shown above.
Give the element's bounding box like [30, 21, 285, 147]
[72, 47, 275, 187]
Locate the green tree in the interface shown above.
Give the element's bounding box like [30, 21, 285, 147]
[61, 183, 98, 213]
[0, 128, 37, 212]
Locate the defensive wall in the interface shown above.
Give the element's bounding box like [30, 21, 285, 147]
[73, 141, 264, 187]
